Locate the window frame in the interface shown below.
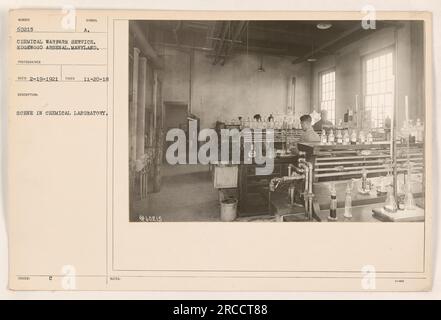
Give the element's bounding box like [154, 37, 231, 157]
[361, 46, 395, 129]
[318, 68, 336, 125]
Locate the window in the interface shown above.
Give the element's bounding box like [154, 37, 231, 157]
[319, 70, 336, 124]
[363, 50, 394, 128]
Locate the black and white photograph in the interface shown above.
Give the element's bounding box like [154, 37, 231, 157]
[4, 3, 439, 295]
[128, 19, 426, 223]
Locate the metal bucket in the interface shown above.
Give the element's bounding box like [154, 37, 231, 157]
[220, 198, 238, 222]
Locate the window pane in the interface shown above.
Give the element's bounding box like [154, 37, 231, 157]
[387, 53, 392, 65]
[367, 59, 372, 71]
[379, 95, 385, 107]
[366, 96, 372, 107]
[387, 67, 393, 79]
[373, 69, 379, 82]
[379, 57, 384, 69]
[387, 79, 393, 92]
[372, 95, 378, 107]
[319, 70, 336, 124]
[385, 93, 392, 107]
[364, 51, 394, 128]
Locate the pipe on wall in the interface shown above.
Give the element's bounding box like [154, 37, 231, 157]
[131, 22, 164, 69]
[189, 49, 194, 114]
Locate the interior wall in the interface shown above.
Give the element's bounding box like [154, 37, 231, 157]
[162, 48, 191, 104]
[161, 47, 311, 129]
[311, 22, 424, 127]
[160, 21, 424, 130]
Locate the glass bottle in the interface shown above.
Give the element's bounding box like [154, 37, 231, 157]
[361, 168, 368, 192]
[328, 129, 335, 144]
[359, 130, 366, 144]
[268, 114, 274, 122]
[288, 117, 294, 130]
[384, 184, 398, 213]
[344, 182, 353, 219]
[366, 131, 373, 144]
[321, 129, 327, 145]
[336, 129, 343, 144]
[350, 130, 357, 145]
[343, 129, 350, 145]
[337, 119, 343, 129]
[400, 120, 409, 142]
[328, 183, 338, 221]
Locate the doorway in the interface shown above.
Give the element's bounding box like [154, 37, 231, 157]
[163, 101, 188, 162]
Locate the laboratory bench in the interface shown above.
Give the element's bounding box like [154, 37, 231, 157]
[237, 155, 298, 216]
[297, 141, 424, 182]
[281, 202, 424, 222]
[212, 139, 424, 221]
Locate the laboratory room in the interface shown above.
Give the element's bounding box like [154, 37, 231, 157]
[128, 20, 426, 223]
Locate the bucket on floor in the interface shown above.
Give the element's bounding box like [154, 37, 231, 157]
[220, 198, 238, 222]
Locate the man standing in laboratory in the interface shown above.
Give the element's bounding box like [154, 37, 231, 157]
[313, 109, 334, 131]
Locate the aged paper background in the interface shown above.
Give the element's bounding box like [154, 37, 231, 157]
[1, 1, 440, 297]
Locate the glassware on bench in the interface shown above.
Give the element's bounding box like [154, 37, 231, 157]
[336, 129, 343, 144]
[361, 168, 368, 192]
[384, 184, 398, 213]
[358, 130, 366, 144]
[328, 182, 338, 221]
[344, 181, 353, 219]
[327, 129, 335, 144]
[320, 129, 327, 145]
[366, 131, 373, 144]
[404, 162, 416, 210]
[343, 129, 350, 145]
[383, 159, 397, 212]
[351, 130, 357, 145]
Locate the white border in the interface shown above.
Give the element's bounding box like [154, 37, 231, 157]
[1, 0, 440, 299]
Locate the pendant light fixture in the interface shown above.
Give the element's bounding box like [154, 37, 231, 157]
[317, 22, 332, 30]
[307, 45, 317, 62]
[257, 55, 265, 72]
[307, 28, 317, 63]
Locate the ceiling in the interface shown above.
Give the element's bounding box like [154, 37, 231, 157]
[138, 20, 402, 65]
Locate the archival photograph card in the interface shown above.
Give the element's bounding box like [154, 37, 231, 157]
[7, 9, 432, 291]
